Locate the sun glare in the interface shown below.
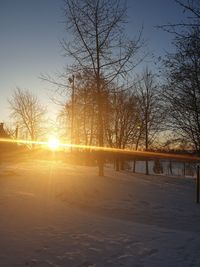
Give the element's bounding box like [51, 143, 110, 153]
[48, 138, 60, 150]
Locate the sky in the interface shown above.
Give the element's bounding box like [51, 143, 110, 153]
[0, 0, 187, 123]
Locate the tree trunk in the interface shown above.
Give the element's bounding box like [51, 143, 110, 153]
[115, 158, 120, 171]
[169, 160, 173, 175]
[133, 138, 140, 173]
[145, 159, 149, 175]
[132, 159, 136, 173]
[97, 95, 104, 176]
[183, 162, 186, 176]
[120, 158, 125, 170]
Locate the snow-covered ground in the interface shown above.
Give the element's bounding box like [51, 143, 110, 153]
[0, 160, 200, 267]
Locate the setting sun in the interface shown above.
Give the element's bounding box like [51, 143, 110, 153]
[48, 138, 60, 150]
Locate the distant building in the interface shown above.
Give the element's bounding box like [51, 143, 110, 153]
[0, 123, 10, 139]
[0, 122, 15, 152]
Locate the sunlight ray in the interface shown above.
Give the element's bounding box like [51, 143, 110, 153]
[0, 137, 200, 162]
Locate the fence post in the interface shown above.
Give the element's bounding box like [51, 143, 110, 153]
[196, 165, 200, 203]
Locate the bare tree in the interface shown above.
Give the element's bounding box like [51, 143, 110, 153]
[157, 0, 200, 153]
[58, 71, 102, 147]
[105, 89, 141, 170]
[136, 68, 164, 174]
[158, 0, 200, 34]
[61, 0, 143, 176]
[163, 27, 200, 152]
[8, 88, 46, 142]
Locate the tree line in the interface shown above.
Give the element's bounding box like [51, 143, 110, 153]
[7, 0, 200, 175]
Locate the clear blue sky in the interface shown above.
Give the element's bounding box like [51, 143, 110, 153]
[0, 0, 186, 122]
